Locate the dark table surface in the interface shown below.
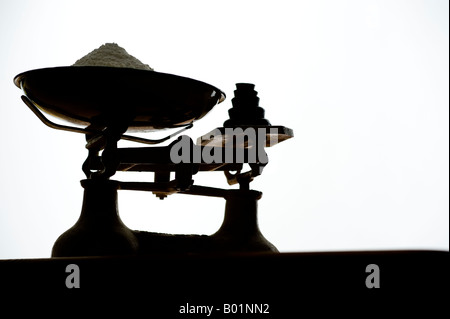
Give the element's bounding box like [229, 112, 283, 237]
[1, 250, 448, 316]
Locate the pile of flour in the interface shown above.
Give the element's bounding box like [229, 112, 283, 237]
[72, 43, 153, 71]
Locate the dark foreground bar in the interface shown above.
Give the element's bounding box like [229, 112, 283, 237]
[0, 250, 448, 316]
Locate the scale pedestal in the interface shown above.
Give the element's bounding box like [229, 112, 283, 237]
[52, 180, 277, 256]
[52, 179, 139, 257]
[211, 190, 278, 253]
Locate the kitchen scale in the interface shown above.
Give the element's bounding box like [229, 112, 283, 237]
[14, 66, 294, 257]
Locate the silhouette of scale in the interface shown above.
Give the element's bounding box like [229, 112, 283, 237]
[14, 67, 293, 257]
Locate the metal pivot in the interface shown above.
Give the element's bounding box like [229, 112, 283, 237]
[83, 126, 124, 179]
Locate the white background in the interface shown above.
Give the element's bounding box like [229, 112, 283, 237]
[0, 0, 448, 259]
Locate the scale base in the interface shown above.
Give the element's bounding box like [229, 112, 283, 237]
[52, 179, 277, 257]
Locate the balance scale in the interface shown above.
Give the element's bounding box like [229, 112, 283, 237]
[14, 66, 294, 257]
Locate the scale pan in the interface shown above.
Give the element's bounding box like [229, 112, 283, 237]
[14, 67, 225, 131]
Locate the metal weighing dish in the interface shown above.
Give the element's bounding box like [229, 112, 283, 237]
[14, 66, 225, 131]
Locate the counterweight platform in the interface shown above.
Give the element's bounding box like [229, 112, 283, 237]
[0, 250, 448, 316]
